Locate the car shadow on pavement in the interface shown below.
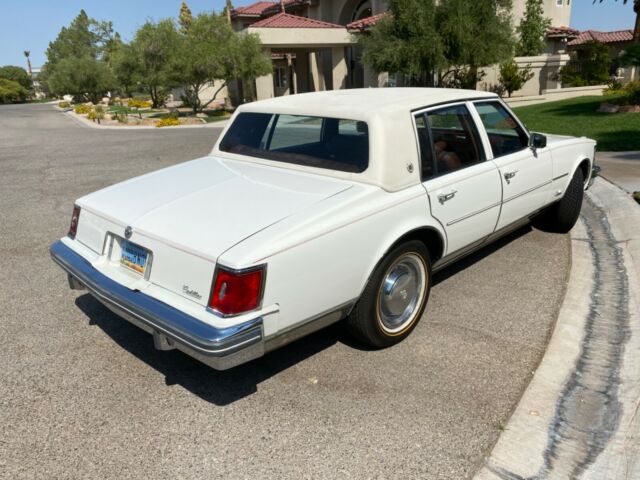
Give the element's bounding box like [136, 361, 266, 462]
[73, 224, 534, 406]
[431, 224, 532, 286]
[74, 294, 342, 406]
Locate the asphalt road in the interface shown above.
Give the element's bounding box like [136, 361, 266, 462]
[0, 103, 570, 479]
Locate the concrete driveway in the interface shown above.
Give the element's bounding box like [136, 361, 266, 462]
[0, 104, 570, 479]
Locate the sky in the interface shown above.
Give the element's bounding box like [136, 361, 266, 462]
[0, 0, 636, 69]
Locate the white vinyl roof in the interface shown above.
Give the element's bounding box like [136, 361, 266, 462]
[239, 88, 497, 118]
[212, 88, 499, 191]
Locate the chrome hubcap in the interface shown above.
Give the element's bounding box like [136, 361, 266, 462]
[377, 253, 426, 333]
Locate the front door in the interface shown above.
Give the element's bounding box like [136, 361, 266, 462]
[472, 101, 553, 230]
[415, 103, 502, 256]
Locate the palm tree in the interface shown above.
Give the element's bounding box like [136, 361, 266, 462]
[595, 0, 640, 42]
[23, 50, 32, 76]
[226, 0, 233, 24]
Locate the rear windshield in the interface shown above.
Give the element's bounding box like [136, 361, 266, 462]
[219, 113, 369, 173]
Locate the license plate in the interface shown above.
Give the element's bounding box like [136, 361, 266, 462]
[120, 240, 149, 275]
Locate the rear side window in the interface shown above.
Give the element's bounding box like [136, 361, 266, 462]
[219, 113, 369, 173]
[474, 102, 529, 157]
[415, 104, 485, 180]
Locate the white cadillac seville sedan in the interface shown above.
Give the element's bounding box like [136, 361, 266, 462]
[51, 88, 596, 370]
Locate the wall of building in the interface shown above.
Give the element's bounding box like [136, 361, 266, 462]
[480, 54, 570, 97]
[511, 0, 572, 28]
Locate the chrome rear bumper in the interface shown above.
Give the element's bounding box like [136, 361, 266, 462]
[49, 241, 265, 370]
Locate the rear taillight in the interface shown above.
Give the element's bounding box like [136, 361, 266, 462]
[68, 205, 81, 239]
[208, 265, 265, 316]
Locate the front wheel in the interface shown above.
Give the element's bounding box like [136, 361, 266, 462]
[534, 168, 584, 233]
[346, 240, 431, 348]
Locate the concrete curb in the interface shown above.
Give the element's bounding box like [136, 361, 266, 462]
[475, 178, 640, 479]
[58, 106, 229, 130]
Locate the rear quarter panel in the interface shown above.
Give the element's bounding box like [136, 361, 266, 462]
[219, 184, 443, 337]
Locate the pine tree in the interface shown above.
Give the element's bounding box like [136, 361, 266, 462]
[179, 2, 193, 34]
[516, 0, 551, 56]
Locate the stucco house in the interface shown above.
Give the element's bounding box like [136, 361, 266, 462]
[229, 0, 575, 101]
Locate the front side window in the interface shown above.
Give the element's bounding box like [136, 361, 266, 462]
[415, 104, 485, 180]
[474, 102, 529, 158]
[219, 113, 369, 173]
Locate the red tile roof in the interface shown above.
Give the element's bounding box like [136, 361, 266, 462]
[346, 12, 390, 32]
[232, 2, 276, 17]
[568, 29, 634, 46]
[546, 26, 580, 38]
[250, 12, 344, 28]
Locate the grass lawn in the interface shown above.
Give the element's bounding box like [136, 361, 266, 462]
[108, 105, 164, 115]
[512, 96, 640, 151]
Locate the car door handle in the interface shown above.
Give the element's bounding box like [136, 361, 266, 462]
[504, 171, 518, 183]
[438, 191, 457, 204]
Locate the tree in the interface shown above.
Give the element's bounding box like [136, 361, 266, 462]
[516, 0, 551, 56]
[560, 40, 611, 86]
[173, 13, 271, 112]
[111, 43, 139, 97]
[358, 0, 514, 87]
[44, 10, 114, 68]
[47, 57, 117, 103]
[0, 79, 29, 103]
[621, 43, 640, 66]
[595, 1, 639, 43]
[23, 51, 32, 76]
[222, 0, 234, 24]
[41, 10, 119, 99]
[499, 59, 534, 96]
[0, 66, 33, 90]
[437, 0, 514, 87]
[127, 19, 181, 107]
[179, 2, 193, 33]
[359, 0, 445, 85]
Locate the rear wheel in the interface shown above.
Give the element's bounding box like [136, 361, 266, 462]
[534, 168, 584, 233]
[347, 240, 431, 348]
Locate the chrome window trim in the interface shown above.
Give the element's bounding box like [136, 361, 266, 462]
[470, 99, 532, 160]
[411, 101, 488, 182]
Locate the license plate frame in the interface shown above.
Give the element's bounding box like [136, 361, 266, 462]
[119, 239, 150, 276]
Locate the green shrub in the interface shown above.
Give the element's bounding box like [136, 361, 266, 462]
[560, 41, 611, 87]
[156, 117, 181, 128]
[127, 98, 152, 109]
[624, 80, 640, 105]
[498, 60, 534, 97]
[0, 78, 28, 103]
[87, 106, 105, 123]
[58, 101, 71, 108]
[74, 104, 92, 114]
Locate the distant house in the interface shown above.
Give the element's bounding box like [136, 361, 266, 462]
[567, 29, 637, 82]
[228, 0, 579, 101]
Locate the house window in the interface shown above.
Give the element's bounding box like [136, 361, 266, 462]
[274, 67, 288, 88]
[556, 0, 563, 6]
[352, 0, 372, 21]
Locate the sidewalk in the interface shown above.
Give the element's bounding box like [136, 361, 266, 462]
[476, 177, 640, 479]
[597, 151, 640, 193]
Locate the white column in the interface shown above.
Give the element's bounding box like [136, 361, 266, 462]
[331, 47, 348, 91]
[255, 49, 275, 100]
[309, 51, 326, 92]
